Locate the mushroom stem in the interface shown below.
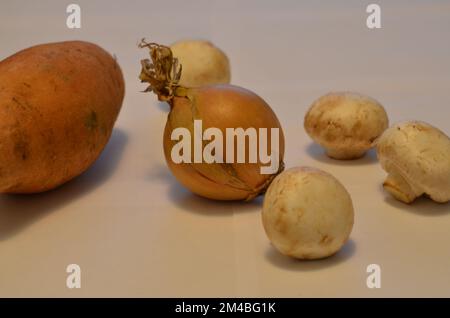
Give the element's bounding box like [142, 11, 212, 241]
[383, 172, 422, 203]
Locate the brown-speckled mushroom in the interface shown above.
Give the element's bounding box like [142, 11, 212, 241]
[304, 92, 389, 159]
[376, 121, 450, 203]
[262, 167, 354, 260]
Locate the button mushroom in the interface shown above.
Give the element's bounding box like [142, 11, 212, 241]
[376, 121, 450, 203]
[262, 167, 354, 259]
[170, 40, 231, 87]
[304, 92, 389, 159]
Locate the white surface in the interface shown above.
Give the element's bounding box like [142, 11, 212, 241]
[0, 0, 449, 297]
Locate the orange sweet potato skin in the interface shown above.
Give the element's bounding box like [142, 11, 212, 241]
[0, 41, 125, 193]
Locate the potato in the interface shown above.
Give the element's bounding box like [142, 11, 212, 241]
[0, 41, 125, 193]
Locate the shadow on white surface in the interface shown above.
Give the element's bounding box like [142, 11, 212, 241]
[148, 164, 264, 217]
[305, 143, 378, 166]
[169, 183, 264, 216]
[384, 195, 450, 216]
[0, 129, 128, 241]
[157, 101, 170, 112]
[264, 239, 356, 271]
[148, 164, 264, 215]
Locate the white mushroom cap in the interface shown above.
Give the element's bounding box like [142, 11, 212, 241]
[262, 167, 354, 260]
[304, 92, 389, 159]
[376, 121, 450, 203]
[170, 40, 231, 87]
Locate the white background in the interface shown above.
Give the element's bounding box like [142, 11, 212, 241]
[0, 0, 449, 297]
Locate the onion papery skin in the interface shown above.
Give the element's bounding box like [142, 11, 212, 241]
[163, 84, 285, 201]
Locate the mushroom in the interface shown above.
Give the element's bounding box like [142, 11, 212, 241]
[262, 167, 354, 260]
[304, 92, 389, 159]
[170, 40, 231, 87]
[376, 121, 450, 203]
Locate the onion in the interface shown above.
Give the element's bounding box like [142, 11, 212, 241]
[170, 40, 231, 87]
[139, 40, 285, 201]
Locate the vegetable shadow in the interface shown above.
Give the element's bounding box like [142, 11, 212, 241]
[305, 142, 378, 166]
[265, 239, 356, 271]
[383, 194, 450, 216]
[169, 183, 264, 216]
[157, 101, 170, 112]
[0, 129, 128, 241]
[147, 165, 263, 216]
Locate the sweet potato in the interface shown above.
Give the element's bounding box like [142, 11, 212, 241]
[0, 41, 125, 193]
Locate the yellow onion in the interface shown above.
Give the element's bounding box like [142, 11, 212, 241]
[139, 40, 285, 201]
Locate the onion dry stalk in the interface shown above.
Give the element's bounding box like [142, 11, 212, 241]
[139, 39, 285, 201]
